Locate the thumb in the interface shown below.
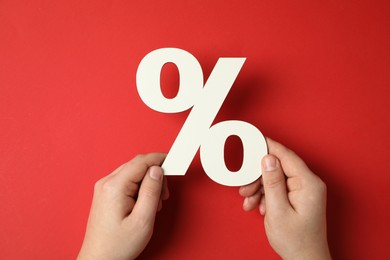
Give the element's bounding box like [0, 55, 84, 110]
[130, 166, 163, 225]
[262, 155, 291, 215]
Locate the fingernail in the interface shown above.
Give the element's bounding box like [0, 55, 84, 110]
[150, 167, 162, 181]
[264, 156, 277, 172]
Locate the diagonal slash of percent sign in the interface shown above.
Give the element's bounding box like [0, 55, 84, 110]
[136, 48, 267, 186]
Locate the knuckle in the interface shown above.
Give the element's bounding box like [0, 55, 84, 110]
[295, 159, 308, 170]
[286, 177, 302, 191]
[142, 185, 160, 199]
[263, 175, 284, 189]
[277, 144, 295, 158]
[94, 178, 104, 192]
[99, 178, 117, 194]
[131, 154, 146, 163]
[285, 147, 296, 157]
[128, 154, 149, 170]
[307, 176, 327, 198]
[316, 178, 327, 194]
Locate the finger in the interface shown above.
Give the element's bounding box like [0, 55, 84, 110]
[157, 199, 163, 212]
[111, 163, 127, 175]
[259, 195, 266, 215]
[239, 178, 262, 197]
[260, 186, 264, 195]
[261, 155, 291, 214]
[243, 190, 262, 211]
[111, 153, 166, 196]
[161, 176, 169, 200]
[266, 138, 312, 178]
[286, 176, 303, 192]
[128, 166, 164, 225]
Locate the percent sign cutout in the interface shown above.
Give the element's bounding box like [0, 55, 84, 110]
[136, 48, 267, 186]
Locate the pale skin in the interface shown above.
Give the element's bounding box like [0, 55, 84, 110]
[78, 153, 169, 260]
[239, 138, 331, 260]
[78, 139, 331, 259]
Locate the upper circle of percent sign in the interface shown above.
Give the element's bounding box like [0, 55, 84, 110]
[136, 48, 268, 186]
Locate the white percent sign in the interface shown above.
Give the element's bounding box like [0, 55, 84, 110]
[136, 48, 267, 186]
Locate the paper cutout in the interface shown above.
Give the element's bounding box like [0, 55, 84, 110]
[136, 48, 267, 186]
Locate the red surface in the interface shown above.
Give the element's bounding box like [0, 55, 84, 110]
[1, 1, 389, 259]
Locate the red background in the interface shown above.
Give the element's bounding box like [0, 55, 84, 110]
[1, 0, 389, 259]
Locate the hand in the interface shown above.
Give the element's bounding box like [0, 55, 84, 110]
[78, 153, 169, 260]
[239, 138, 331, 260]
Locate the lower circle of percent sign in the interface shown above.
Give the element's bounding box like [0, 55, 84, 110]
[136, 48, 267, 186]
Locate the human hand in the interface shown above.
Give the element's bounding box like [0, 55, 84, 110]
[239, 138, 331, 260]
[78, 153, 169, 260]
